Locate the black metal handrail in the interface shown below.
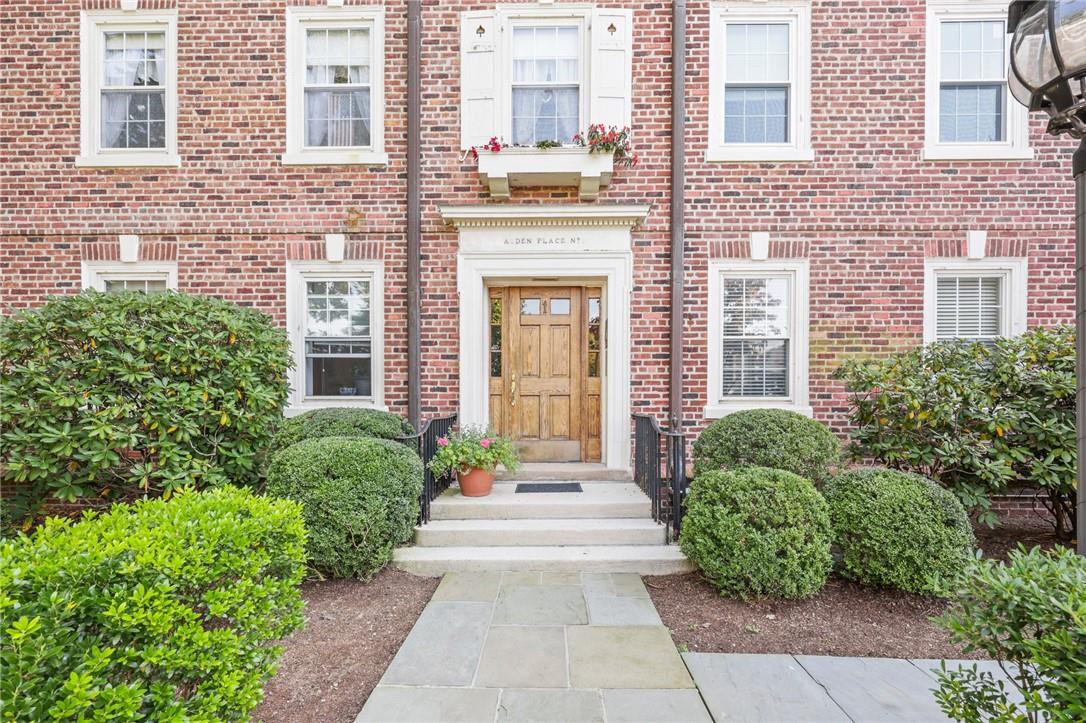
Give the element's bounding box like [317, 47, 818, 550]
[632, 413, 688, 543]
[399, 413, 457, 524]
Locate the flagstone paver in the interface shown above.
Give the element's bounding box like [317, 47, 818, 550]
[492, 584, 588, 625]
[601, 689, 714, 722]
[585, 593, 662, 625]
[431, 571, 502, 602]
[356, 686, 500, 723]
[795, 655, 951, 722]
[379, 601, 491, 686]
[475, 626, 568, 688]
[495, 690, 604, 723]
[567, 626, 695, 689]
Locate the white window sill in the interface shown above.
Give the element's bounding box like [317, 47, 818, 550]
[286, 399, 389, 417]
[705, 146, 815, 163]
[75, 153, 181, 168]
[476, 147, 615, 200]
[281, 150, 389, 166]
[922, 144, 1035, 161]
[704, 401, 814, 419]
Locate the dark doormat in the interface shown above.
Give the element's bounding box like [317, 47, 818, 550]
[515, 483, 583, 494]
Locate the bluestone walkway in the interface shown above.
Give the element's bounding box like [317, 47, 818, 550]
[356, 572, 710, 723]
[357, 573, 1011, 723]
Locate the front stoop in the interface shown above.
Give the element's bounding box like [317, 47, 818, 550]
[393, 479, 694, 576]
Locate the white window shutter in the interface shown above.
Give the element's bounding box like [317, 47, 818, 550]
[589, 8, 633, 130]
[461, 11, 500, 149]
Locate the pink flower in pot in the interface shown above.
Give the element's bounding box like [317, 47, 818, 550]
[480, 438, 492, 449]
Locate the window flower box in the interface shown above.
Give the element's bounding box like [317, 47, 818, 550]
[476, 146, 615, 200]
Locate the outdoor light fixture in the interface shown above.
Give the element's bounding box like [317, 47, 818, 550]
[1008, 0, 1086, 554]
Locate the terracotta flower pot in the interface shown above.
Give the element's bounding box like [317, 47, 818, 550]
[457, 467, 495, 497]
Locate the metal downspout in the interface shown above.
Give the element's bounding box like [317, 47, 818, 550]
[669, 0, 687, 431]
[407, 0, 422, 430]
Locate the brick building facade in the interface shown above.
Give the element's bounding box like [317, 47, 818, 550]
[1, 0, 1079, 470]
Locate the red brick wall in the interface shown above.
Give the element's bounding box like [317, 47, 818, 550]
[1, 0, 1078, 441]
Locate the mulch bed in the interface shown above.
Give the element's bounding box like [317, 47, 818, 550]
[647, 517, 1066, 660]
[254, 569, 438, 723]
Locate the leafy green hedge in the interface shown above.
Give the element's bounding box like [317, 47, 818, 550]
[679, 466, 833, 599]
[266, 436, 422, 579]
[692, 409, 840, 483]
[836, 326, 1076, 535]
[935, 546, 1086, 722]
[0, 486, 306, 721]
[824, 468, 975, 595]
[269, 408, 413, 456]
[0, 291, 291, 530]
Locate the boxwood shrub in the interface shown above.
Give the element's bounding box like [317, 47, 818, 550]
[824, 468, 975, 596]
[0, 291, 291, 530]
[935, 546, 1086, 722]
[269, 407, 413, 456]
[0, 486, 306, 721]
[265, 436, 423, 579]
[679, 466, 833, 599]
[692, 409, 841, 483]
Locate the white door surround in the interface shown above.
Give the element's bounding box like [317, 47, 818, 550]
[441, 204, 650, 471]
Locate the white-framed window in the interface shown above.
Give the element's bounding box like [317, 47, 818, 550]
[923, 258, 1028, 343]
[707, 1, 813, 162]
[286, 260, 385, 412]
[923, 1, 1032, 160]
[81, 261, 178, 291]
[77, 9, 179, 168]
[283, 6, 386, 166]
[509, 21, 585, 145]
[459, 7, 632, 150]
[706, 259, 811, 418]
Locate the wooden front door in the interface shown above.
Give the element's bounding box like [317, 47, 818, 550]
[488, 286, 603, 462]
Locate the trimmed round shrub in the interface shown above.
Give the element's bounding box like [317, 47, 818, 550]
[679, 466, 833, 599]
[265, 436, 423, 579]
[0, 486, 306, 721]
[692, 409, 840, 482]
[0, 291, 291, 529]
[824, 467, 975, 596]
[270, 407, 413, 455]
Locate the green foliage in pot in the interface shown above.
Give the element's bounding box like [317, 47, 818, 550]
[824, 467, 975, 595]
[692, 409, 841, 483]
[0, 291, 291, 530]
[679, 466, 833, 599]
[269, 407, 413, 455]
[934, 546, 1086, 723]
[0, 486, 306, 721]
[427, 426, 519, 477]
[265, 436, 422, 579]
[836, 326, 1077, 537]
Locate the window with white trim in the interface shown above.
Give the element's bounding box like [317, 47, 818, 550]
[923, 259, 1028, 343]
[284, 7, 386, 166]
[510, 24, 582, 145]
[707, 260, 810, 417]
[708, 2, 812, 162]
[82, 261, 178, 292]
[459, 7, 632, 150]
[78, 10, 179, 167]
[924, 2, 1031, 160]
[287, 261, 385, 410]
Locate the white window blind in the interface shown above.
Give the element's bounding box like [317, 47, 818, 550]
[721, 276, 791, 398]
[935, 275, 1003, 340]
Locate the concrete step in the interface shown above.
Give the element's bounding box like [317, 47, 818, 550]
[414, 518, 667, 547]
[391, 545, 694, 576]
[496, 463, 632, 482]
[430, 482, 651, 521]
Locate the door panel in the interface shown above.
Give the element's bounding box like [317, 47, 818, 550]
[488, 285, 602, 463]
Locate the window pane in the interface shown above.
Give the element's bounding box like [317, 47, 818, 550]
[306, 278, 370, 337]
[305, 89, 371, 147]
[940, 20, 1005, 82]
[101, 91, 166, 148]
[521, 298, 541, 315]
[510, 25, 580, 144]
[939, 84, 1003, 142]
[721, 276, 791, 399]
[104, 278, 168, 293]
[306, 356, 371, 397]
[935, 275, 1004, 340]
[725, 23, 790, 83]
[550, 298, 570, 315]
[724, 87, 789, 144]
[512, 87, 579, 145]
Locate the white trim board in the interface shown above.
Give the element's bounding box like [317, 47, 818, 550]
[452, 209, 641, 470]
